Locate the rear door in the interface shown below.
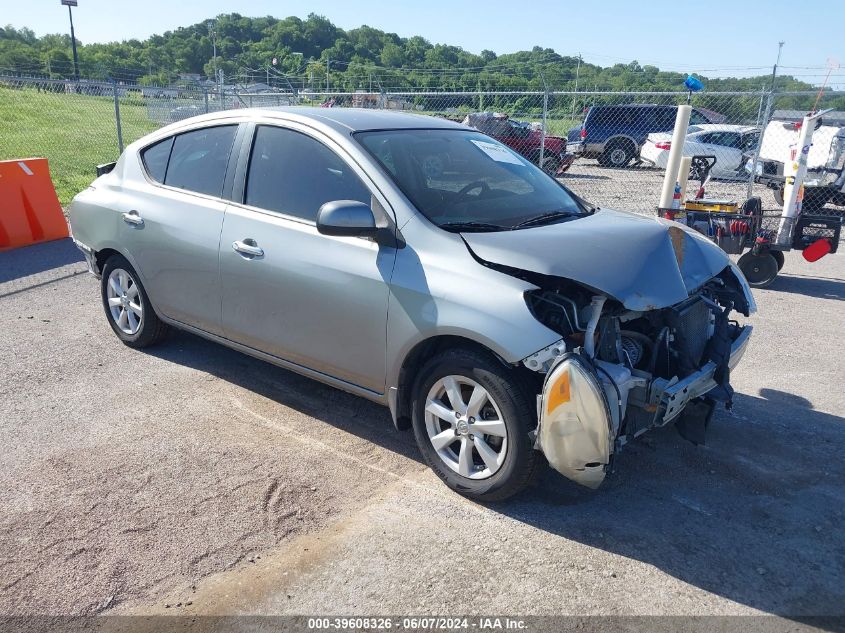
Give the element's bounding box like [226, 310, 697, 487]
[219, 123, 397, 393]
[122, 124, 242, 335]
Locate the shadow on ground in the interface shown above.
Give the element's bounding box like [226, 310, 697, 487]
[146, 330, 419, 463]
[503, 389, 845, 618]
[0, 238, 82, 284]
[770, 273, 845, 300]
[148, 328, 845, 619]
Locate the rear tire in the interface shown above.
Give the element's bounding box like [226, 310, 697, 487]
[600, 139, 635, 168]
[773, 186, 784, 207]
[410, 348, 540, 502]
[100, 254, 169, 348]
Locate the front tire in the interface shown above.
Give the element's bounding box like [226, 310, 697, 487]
[101, 254, 169, 348]
[410, 348, 539, 501]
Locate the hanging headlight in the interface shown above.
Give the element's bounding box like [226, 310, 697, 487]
[538, 354, 613, 489]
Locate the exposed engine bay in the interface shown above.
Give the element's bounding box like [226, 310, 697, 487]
[518, 266, 754, 487]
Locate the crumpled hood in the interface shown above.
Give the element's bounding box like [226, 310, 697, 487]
[462, 208, 732, 311]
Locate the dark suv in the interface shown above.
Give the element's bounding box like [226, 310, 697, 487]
[568, 104, 722, 168]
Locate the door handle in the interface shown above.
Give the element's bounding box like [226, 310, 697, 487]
[232, 239, 264, 258]
[122, 210, 144, 226]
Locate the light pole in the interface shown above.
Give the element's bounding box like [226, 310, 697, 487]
[61, 0, 80, 81]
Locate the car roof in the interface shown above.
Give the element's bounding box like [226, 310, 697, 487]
[164, 106, 467, 134]
[591, 103, 674, 110]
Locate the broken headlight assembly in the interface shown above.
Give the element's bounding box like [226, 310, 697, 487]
[537, 353, 613, 489]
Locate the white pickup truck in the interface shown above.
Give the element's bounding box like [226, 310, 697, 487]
[746, 110, 845, 212]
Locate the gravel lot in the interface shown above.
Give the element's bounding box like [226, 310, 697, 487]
[1, 231, 844, 625]
[563, 161, 785, 215]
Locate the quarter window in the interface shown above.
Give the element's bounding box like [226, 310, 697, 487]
[140, 136, 173, 183]
[244, 126, 371, 221]
[163, 125, 237, 197]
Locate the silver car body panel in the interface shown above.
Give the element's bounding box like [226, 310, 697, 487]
[69, 108, 562, 402]
[461, 208, 738, 312]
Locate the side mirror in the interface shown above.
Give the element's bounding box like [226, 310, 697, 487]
[316, 200, 379, 238]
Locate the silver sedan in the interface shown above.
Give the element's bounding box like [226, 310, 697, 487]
[69, 107, 755, 501]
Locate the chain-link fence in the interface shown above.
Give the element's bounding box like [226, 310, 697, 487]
[1, 74, 844, 214]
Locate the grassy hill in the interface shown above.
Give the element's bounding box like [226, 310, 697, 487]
[0, 86, 157, 205]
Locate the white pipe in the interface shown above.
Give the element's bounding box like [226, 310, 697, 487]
[584, 296, 606, 359]
[776, 109, 831, 246]
[659, 105, 692, 209]
[677, 155, 693, 205]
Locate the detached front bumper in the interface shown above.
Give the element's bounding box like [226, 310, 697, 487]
[536, 325, 752, 488]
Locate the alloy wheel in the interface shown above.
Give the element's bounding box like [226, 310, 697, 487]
[424, 375, 508, 480]
[106, 268, 143, 335]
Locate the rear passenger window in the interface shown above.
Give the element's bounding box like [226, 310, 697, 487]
[164, 125, 237, 197]
[141, 137, 173, 183]
[245, 126, 371, 221]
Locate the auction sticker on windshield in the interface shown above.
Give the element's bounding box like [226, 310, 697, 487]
[470, 139, 524, 165]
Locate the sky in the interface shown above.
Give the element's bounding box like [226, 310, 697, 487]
[6, 0, 843, 83]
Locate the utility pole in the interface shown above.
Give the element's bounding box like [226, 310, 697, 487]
[571, 53, 581, 121]
[61, 0, 80, 81]
[326, 58, 330, 92]
[770, 41, 785, 92]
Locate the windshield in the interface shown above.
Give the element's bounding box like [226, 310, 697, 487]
[356, 129, 589, 231]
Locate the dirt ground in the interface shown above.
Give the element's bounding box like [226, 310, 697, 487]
[1, 235, 843, 626]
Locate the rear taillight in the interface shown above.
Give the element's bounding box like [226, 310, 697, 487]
[580, 127, 587, 139]
[655, 141, 671, 150]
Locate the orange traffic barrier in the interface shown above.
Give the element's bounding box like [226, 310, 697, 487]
[0, 158, 69, 251]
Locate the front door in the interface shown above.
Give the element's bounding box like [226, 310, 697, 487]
[219, 124, 396, 393]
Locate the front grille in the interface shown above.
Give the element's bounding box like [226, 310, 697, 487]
[675, 298, 712, 367]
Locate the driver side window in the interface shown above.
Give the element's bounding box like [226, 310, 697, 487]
[244, 126, 371, 221]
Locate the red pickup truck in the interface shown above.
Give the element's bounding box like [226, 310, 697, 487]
[462, 112, 575, 175]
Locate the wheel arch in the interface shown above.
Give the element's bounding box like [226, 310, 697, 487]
[91, 243, 146, 284]
[93, 247, 121, 276]
[604, 135, 639, 153]
[390, 335, 510, 431]
[389, 333, 540, 431]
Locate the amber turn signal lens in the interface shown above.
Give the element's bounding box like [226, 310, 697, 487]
[546, 368, 571, 412]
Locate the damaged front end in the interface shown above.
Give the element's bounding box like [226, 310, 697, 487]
[523, 267, 753, 488]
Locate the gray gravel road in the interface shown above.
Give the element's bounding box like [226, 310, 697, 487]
[1, 238, 843, 622]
